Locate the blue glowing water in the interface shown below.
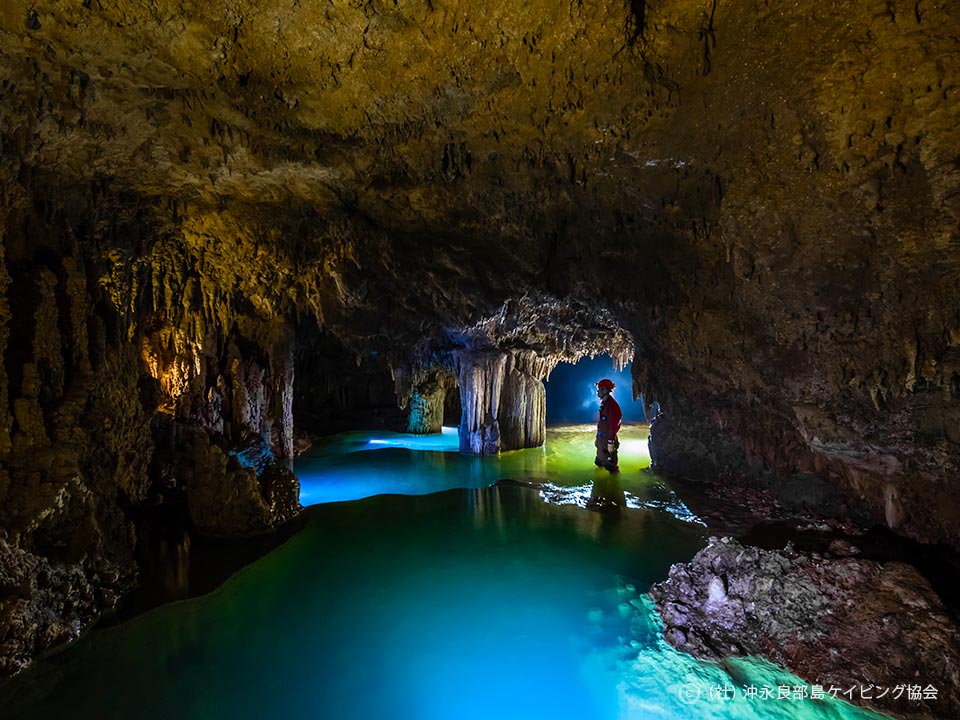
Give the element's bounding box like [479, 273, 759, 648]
[0, 429, 889, 720]
[295, 425, 671, 507]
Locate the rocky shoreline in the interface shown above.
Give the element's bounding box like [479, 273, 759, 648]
[650, 536, 960, 719]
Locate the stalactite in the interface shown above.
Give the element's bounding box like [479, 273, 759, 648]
[458, 293, 635, 370]
[455, 349, 546, 454]
[455, 350, 508, 454]
[499, 363, 546, 451]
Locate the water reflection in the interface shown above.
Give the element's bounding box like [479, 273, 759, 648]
[128, 522, 193, 608]
[588, 470, 627, 511]
[0, 486, 885, 720]
[295, 425, 651, 506]
[157, 532, 191, 598]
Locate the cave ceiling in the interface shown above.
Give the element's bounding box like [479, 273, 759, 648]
[2, 1, 959, 466]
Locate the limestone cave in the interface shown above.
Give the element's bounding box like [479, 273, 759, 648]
[1, 1, 959, 718]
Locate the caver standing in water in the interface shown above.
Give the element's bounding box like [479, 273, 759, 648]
[594, 378, 622, 472]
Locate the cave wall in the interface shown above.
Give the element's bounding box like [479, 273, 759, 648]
[627, 1, 960, 546]
[0, 177, 153, 675]
[0, 175, 300, 675]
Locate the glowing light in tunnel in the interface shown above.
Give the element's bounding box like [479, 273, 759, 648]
[363, 426, 460, 451]
[618, 438, 649, 457]
[547, 355, 644, 425]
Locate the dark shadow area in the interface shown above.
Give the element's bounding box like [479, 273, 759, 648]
[293, 320, 404, 435]
[97, 504, 305, 627]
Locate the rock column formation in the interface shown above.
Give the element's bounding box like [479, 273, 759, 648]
[498, 368, 546, 452]
[457, 351, 509, 455]
[456, 350, 546, 455]
[402, 371, 452, 435]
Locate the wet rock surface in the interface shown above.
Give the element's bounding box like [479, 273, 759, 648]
[0, 533, 131, 677]
[181, 428, 300, 536]
[651, 536, 960, 718]
[0, 198, 303, 673]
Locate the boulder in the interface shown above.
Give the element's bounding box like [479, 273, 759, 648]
[651, 536, 960, 718]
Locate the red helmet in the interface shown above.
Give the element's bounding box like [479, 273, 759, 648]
[596, 378, 616, 390]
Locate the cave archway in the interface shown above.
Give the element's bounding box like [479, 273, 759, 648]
[305, 295, 641, 457]
[545, 355, 648, 427]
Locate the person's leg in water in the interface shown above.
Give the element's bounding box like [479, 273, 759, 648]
[595, 435, 606, 467]
[604, 439, 620, 473]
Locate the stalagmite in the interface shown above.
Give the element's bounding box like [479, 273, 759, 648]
[406, 388, 444, 434]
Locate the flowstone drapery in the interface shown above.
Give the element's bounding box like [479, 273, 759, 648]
[455, 350, 546, 455]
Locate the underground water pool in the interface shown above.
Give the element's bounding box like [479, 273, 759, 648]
[0, 426, 887, 720]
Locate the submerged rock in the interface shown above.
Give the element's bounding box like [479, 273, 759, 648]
[650, 536, 960, 718]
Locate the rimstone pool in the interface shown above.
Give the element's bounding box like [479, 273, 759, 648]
[0, 427, 887, 720]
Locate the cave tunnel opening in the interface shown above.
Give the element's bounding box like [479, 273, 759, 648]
[292, 342, 663, 505]
[545, 354, 647, 427]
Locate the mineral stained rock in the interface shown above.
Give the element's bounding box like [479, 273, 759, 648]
[651, 537, 960, 718]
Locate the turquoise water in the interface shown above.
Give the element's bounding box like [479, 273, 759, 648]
[0, 428, 888, 720]
[295, 425, 683, 512]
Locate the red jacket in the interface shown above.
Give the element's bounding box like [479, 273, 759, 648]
[598, 396, 622, 440]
